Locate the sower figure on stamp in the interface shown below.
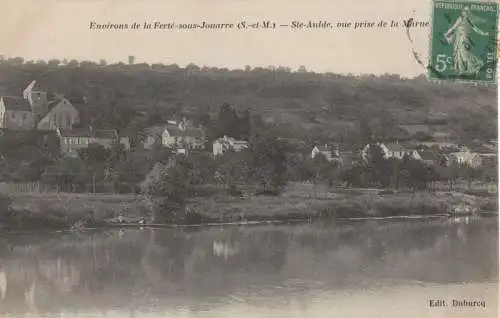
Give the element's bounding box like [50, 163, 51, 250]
[443, 6, 489, 77]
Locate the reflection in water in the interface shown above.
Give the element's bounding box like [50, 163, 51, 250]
[0, 218, 497, 317]
[0, 269, 6, 299]
[213, 240, 240, 260]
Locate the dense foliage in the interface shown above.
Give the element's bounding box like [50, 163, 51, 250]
[0, 58, 496, 221]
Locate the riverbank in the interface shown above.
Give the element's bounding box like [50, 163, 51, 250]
[0, 186, 497, 231]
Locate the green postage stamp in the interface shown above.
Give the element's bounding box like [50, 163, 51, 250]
[429, 0, 498, 83]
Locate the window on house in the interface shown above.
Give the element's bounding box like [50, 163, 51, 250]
[11, 112, 15, 118]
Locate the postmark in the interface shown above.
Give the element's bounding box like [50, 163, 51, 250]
[428, 0, 498, 84]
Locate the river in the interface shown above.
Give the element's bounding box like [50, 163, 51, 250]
[0, 217, 497, 318]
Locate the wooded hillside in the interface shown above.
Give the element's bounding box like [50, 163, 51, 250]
[0, 59, 496, 144]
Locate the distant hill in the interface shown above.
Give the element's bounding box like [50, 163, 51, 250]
[0, 60, 496, 144]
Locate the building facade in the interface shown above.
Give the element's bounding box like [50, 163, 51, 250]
[362, 142, 421, 161]
[56, 127, 129, 157]
[213, 135, 249, 156]
[37, 98, 80, 130]
[161, 121, 206, 149]
[0, 80, 80, 131]
[0, 96, 36, 130]
[311, 144, 340, 162]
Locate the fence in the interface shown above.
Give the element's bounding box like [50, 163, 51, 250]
[0, 181, 54, 193]
[0, 181, 131, 194]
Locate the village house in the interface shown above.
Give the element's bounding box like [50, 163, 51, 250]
[36, 96, 80, 130]
[362, 142, 421, 161]
[311, 144, 340, 162]
[448, 151, 482, 168]
[471, 144, 497, 168]
[418, 141, 458, 150]
[213, 135, 249, 156]
[143, 120, 206, 151]
[0, 96, 35, 130]
[56, 127, 129, 157]
[0, 80, 79, 131]
[161, 120, 206, 149]
[479, 153, 497, 168]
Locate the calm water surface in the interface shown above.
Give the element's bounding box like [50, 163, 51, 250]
[0, 218, 497, 318]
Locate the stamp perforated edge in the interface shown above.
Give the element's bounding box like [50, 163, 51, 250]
[426, 0, 499, 85]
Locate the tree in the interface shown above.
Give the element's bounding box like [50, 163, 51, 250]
[67, 59, 79, 67]
[214, 151, 249, 189]
[41, 158, 87, 192]
[47, 59, 60, 67]
[188, 152, 217, 185]
[341, 164, 367, 188]
[142, 157, 196, 223]
[246, 132, 288, 193]
[286, 153, 314, 182]
[365, 143, 390, 187]
[459, 165, 483, 189]
[217, 102, 239, 137]
[355, 116, 374, 145]
[78, 143, 111, 193]
[309, 154, 340, 188]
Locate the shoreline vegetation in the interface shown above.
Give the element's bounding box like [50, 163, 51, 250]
[0, 183, 497, 232]
[0, 59, 497, 233]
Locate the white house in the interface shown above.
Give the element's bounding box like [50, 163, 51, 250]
[448, 151, 482, 168]
[161, 121, 205, 149]
[144, 120, 206, 150]
[311, 144, 340, 162]
[362, 142, 421, 161]
[213, 135, 248, 156]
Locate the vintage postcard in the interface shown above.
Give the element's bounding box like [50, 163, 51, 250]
[0, 0, 497, 317]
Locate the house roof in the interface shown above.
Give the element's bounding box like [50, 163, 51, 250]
[45, 99, 64, 113]
[418, 151, 439, 161]
[1, 96, 32, 112]
[232, 140, 248, 145]
[58, 128, 117, 139]
[214, 136, 248, 146]
[58, 128, 91, 138]
[315, 144, 339, 152]
[166, 123, 204, 138]
[384, 143, 407, 152]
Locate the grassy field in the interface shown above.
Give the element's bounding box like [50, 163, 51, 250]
[1, 192, 150, 230]
[187, 187, 497, 222]
[0, 183, 496, 231]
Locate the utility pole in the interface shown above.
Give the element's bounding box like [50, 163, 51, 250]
[92, 172, 96, 194]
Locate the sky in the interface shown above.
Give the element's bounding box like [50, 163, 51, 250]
[0, 0, 474, 77]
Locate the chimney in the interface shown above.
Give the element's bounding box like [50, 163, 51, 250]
[179, 121, 186, 131]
